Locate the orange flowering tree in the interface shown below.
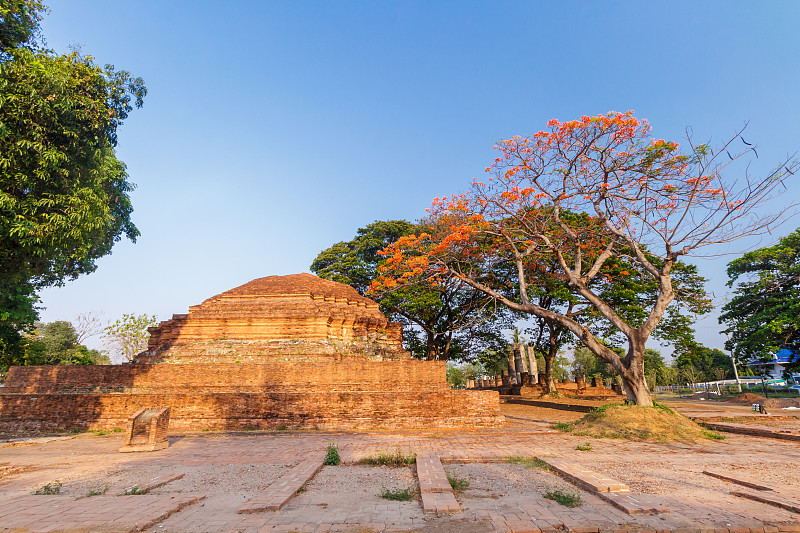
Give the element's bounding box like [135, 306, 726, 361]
[371, 112, 797, 406]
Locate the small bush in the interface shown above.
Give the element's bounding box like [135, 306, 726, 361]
[576, 441, 592, 451]
[85, 486, 109, 497]
[543, 488, 582, 507]
[506, 456, 550, 470]
[121, 486, 145, 495]
[358, 448, 416, 466]
[552, 422, 574, 432]
[324, 442, 341, 466]
[379, 486, 414, 501]
[33, 482, 62, 495]
[275, 425, 288, 431]
[112, 427, 123, 433]
[447, 473, 469, 491]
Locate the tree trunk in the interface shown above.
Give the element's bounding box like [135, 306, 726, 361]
[619, 342, 653, 406]
[543, 341, 558, 393]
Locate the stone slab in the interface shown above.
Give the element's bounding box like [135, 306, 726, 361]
[421, 490, 460, 514]
[731, 490, 800, 514]
[238, 454, 324, 513]
[416, 453, 452, 493]
[702, 470, 773, 491]
[542, 457, 631, 493]
[0, 494, 204, 532]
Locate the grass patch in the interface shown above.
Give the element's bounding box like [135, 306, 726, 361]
[323, 442, 340, 466]
[447, 473, 469, 491]
[85, 486, 109, 497]
[506, 456, 551, 470]
[543, 488, 582, 507]
[112, 427, 123, 433]
[559, 404, 716, 443]
[358, 448, 416, 466]
[379, 486, 415, 501]
[33, 482, 61, 495]
[275, 425, 288, 431]
[703, 430, 726, 440]
[552, 422, 574, 432]
[120, 486, 145, 495]
[243, 425, 257, 431]
[576, 441, 592, 451]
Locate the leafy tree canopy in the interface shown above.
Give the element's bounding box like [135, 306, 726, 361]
[21, 320, 108, 367]
[103, 313, 157, 363]
[312, 220, 513, 361]
[720, 228, 800, 371]
[0, 0, 145, 363]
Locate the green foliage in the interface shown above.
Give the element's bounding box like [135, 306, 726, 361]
[674, 340, 733, 382]
[20, 320, 107, 366]
[358, 448, 416, 466]
[720, 229, 800, 371]
[311, 220, 512, 361]
[447, 472, 469, 491]
[121, 486, 144, 495]
[543, 488, 582, 507]
[703, 430, 726, 440]
[33, 482, 61, 495]
[552, 422, 574, 432]
[323, 442, 340, 466]
[0, 0, 146, 366]
[379, 486, 415, 501]
[0, 0, 45, 54]
[576, 441, 592, 451]
[85, 486, 108, 497]
[103, 314, 158, 362]
[506, 456, 550, 470]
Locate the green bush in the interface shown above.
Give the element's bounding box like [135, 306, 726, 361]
[33, 482, 61, 495]
[447, 473, 469, 491]
[324, 442, 340, 466]
[543, 488, 582, 507]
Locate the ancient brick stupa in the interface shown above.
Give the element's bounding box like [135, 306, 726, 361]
[0, 274, 502, 432]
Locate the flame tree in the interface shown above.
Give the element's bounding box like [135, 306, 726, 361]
[371, 112, 797, 406]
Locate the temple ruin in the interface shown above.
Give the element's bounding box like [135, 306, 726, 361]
[0, 274, 502, 432]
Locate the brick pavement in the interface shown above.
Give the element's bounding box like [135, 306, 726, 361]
[0, 417, 798, 532]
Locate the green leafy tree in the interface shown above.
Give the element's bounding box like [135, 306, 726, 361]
[311, 220, 512, 361]
[0, 0, 146, 366]
[23, 320, 108, 366]
[103, 314, 158, 363]
[674, 340, 732, 382]
[720, 229, 800, 372]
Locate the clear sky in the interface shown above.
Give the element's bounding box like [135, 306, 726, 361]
[36, 1, 800, 357]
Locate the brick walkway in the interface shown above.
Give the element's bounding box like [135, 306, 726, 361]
[0, 416, 799, 532]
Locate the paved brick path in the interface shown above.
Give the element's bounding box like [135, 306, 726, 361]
[0, 416, 798, 532]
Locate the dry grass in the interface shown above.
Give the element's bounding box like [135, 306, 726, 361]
[557, 404, 717, 443]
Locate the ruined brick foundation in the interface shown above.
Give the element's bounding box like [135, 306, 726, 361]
[0, 274, 502, 432]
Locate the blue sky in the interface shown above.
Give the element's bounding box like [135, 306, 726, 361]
[36, 1, 800, 357]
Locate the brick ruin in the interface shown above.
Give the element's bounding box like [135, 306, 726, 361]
[0, 274, 502, 432]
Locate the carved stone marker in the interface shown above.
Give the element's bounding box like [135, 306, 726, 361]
[120, 406, 170, 452]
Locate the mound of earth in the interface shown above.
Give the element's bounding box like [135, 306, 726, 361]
[762, 397, 800, 409]
[566, 404, 714, 442]
[728, 393, 767, 404]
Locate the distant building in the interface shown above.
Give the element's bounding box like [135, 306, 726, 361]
[746, 349, 799, 382]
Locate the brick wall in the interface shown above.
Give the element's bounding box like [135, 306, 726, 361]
[0, 390, 501, 432]
[3, 361, 451, 394]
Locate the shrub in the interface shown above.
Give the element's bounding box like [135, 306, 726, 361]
[324, 442, 340, 466]
[543, 488, 582, 507]
[576, 442, 592, 451]
[358, 448, 416, 466]
[85, 486, 109, 497]
[33, 483, 61, 495]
